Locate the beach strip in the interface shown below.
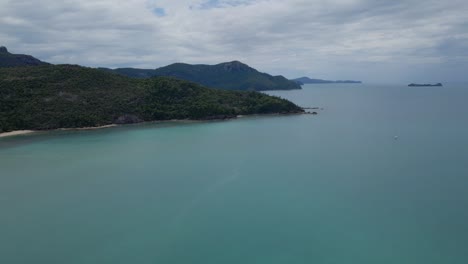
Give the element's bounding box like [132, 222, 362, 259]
[0, 130, 35, 138]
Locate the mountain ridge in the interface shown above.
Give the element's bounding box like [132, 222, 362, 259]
[0, 46, 49, 67]
[1, 46, 301, 91]
[102, 61, 302, 91]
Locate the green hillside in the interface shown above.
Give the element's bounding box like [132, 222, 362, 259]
[98, 67, 157, 78]
[104, 61, 302, 91]
[0, 65, 303, 132]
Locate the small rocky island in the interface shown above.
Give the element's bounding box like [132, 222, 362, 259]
[408, 83, 443, 87]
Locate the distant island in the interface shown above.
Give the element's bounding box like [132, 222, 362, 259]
[100, 61, 302, 91]
[292, 76, 362, 85]
[408, 83, 442, 87]
[0, 48, 304, 133]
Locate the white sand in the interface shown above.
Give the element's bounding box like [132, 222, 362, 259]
[0, 130, 35, 138]
[0, 125, 118, 138]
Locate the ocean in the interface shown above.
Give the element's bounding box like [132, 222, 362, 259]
[1, 83, 468, 264]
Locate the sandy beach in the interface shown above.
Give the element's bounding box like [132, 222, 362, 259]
[0, 112, 311, 139]
[0, 130, 36, 138]
[0, 125, 118, 138]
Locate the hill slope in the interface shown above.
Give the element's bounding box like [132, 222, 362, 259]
[0, 65, 303, 132]
[98, 67, 157, 78]
[0, 46, 49, 67]
[104, 61, 302, 91]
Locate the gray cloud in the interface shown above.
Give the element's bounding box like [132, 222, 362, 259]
[1, 0, 467, 83]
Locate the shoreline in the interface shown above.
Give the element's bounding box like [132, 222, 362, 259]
[58, 124, 118, 131]
[0, 111, 311, 139]
[0, 130, 36, 138]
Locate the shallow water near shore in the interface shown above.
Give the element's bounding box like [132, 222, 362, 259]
[1, 83, 468, 264]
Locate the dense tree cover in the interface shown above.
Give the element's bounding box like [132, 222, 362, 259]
[0, 65, 303, 132]
[98, 67, 157, 78]
[0, 46, 49, 67]
[102, 61, 302, 91]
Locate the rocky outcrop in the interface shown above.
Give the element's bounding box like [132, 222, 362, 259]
[114, 114, 143, 124]
[199, 115, 237, 121]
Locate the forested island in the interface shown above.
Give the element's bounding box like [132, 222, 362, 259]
[0, 65, 303, 133]
[100, 61, 301, 91]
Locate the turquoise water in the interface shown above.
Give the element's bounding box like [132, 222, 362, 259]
[1, 83, 468, 264]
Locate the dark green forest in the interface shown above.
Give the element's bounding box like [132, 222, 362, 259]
[0, 65, 303, 132]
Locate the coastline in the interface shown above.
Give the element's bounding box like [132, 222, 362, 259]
[0, 125, 120, 139]
[0, 130, 35, 138]
[0, 111, 311, 139]
[58, 124, 118, 131]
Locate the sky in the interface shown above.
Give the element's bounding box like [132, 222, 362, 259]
[1, 0, 467, 83]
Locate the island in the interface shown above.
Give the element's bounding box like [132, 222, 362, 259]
[100, 61, 302, 91]
[408, 83, 442, 87]
[0, 64, 303, 133]
[292, 76, 362, 85]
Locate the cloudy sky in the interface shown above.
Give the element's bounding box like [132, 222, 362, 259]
[1, 0, 467, 83]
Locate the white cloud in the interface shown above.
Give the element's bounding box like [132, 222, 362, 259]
[1, 0, 467, 82]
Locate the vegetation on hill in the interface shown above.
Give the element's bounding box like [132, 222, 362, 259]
[0, 46, 300, 91]
[0, 46, 49, 67]
[0, 65, 303, 132]
[98, 67, 157, 78]
[103, 61, 302, 91]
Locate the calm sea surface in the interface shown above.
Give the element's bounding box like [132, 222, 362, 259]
[1, 83, 468, 264]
